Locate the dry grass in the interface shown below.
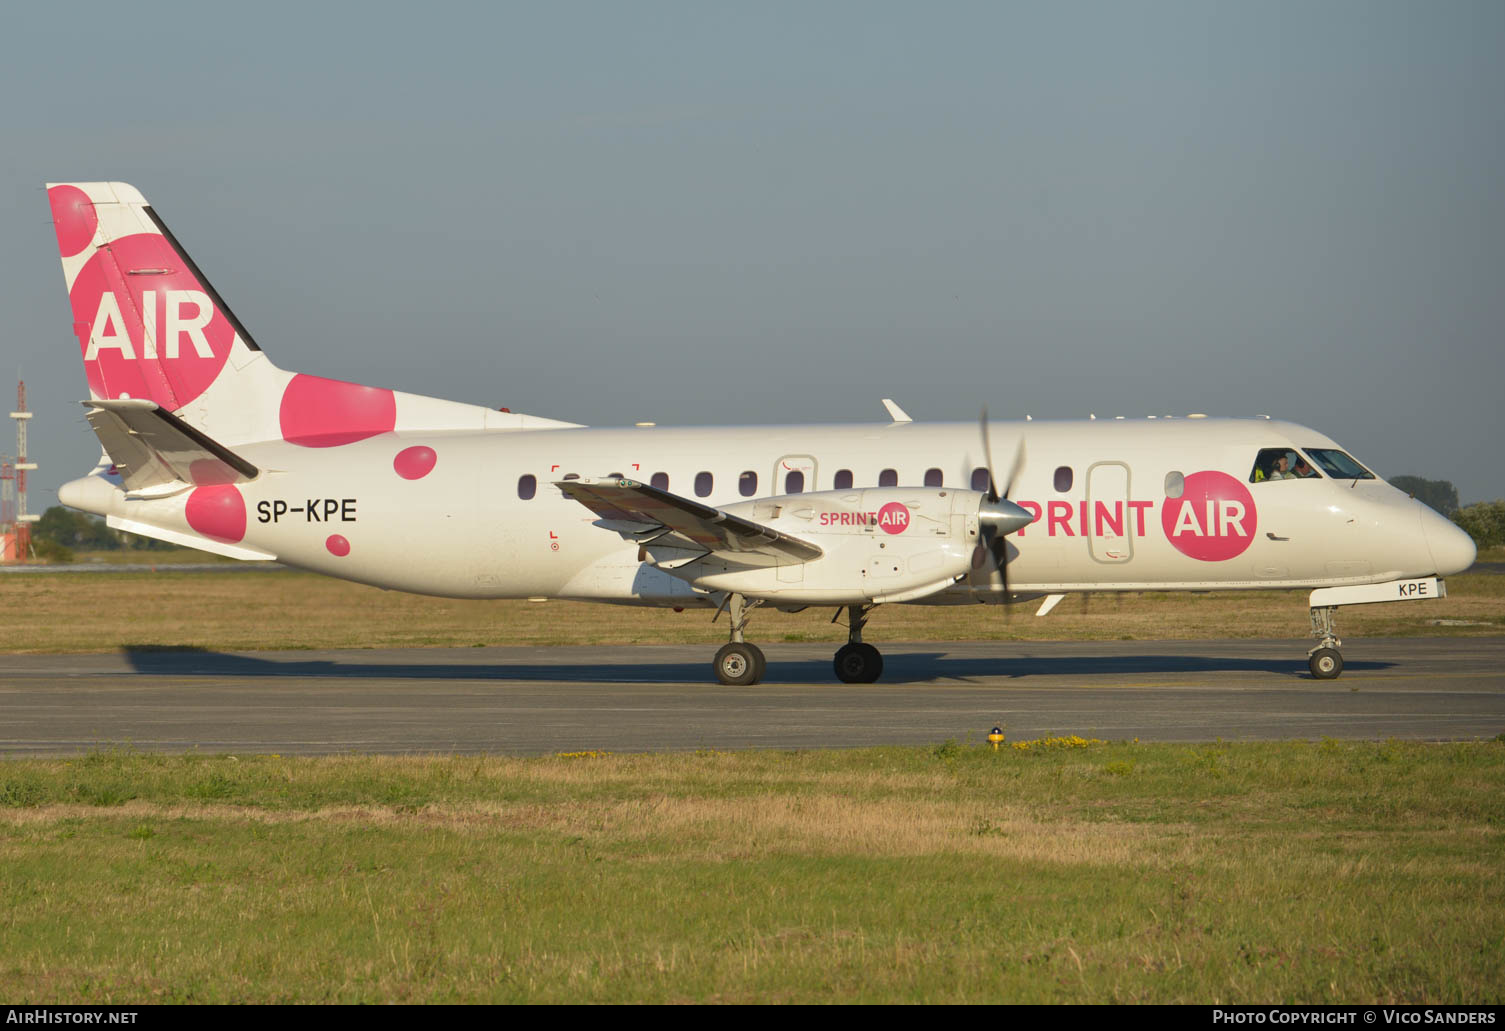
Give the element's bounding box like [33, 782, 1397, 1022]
[0, 796, 1189, 868]
[1, 743, 1501, 1003]
[2, 566, 1501, 654]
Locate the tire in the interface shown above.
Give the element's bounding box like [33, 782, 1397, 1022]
[1309, 647, 1343, 680]
[714, 642, 762, 686]
[750, 643, 767, 683]
[833, 642, 884, 684]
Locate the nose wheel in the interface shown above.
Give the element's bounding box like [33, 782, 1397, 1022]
[1308, 605, 1344, 680]
[1308, 647, 1343, 680]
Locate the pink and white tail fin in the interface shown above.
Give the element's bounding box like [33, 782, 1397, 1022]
[49, 182, 580, 452]
[47, 182, 287, 442]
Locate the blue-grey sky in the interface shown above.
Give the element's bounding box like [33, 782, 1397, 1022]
[3, 1, 1502, 507]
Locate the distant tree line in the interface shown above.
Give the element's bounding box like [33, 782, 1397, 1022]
[1452, 500, 1505, 551]
[30, 505, 177, 562]
[1389, 476, 1459, 516]
[1385, 476, 1500, 552]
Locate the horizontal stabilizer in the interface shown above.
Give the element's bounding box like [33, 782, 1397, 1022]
[83, 398, 258, 491]
[557, 478, 823, 563]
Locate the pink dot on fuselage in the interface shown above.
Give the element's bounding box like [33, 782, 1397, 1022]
[48, 185, 98, 257]
[393, 445, 437, 480]
[326, 535, 351, 557]
[279, 374, 397, 448]
[185, 485, 247, 544]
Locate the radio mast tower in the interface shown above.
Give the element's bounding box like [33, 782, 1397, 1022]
[9, 379, 38, 561]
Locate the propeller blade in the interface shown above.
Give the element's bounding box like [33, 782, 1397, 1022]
[979, 406, 999, 503]
[1000, 437, 1026, 500]
[980, 406, 1027, 501]
[976, 406, 1033, 600]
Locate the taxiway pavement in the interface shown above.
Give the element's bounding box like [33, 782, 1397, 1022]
[2, 637, 1502, 756]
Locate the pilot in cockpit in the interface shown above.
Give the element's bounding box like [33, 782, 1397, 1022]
[1254, 451, 1293, 481]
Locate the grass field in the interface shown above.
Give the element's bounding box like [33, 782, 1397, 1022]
[2, 560, 1501, 654]
[1, 742, 1501, 1004]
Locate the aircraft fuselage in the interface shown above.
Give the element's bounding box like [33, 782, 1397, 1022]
[83, 416, 1465, 605]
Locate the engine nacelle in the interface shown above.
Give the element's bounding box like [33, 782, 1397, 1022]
[663, 487, 986, 605]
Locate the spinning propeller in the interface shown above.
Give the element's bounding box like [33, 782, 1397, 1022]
[975, 407, 1034, 597]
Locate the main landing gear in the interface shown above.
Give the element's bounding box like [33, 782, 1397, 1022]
[709, 596, 887, 686]
[1308, 605, 1344, 680]
[712, 593, 766, 686]
[833, 604, 883, 684]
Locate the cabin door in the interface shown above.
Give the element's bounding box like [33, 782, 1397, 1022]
[1087, 461, 1133, 564]
[773, 454, 817, 495]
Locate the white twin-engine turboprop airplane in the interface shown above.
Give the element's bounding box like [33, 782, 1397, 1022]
[48, 182, 1476, 685]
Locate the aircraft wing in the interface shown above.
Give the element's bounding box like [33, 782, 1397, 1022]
[556, 478, 823, 563]
[83, 398, 259, 492]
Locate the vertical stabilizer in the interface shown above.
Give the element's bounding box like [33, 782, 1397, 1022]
[47, 182, 580, 452]
[47, 181, 289, 445]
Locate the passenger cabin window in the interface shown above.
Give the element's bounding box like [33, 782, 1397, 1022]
[1250, 448, 1321, 482]
[971, 467, 990, 493]
[1164, 471, 1184, 499]
[517, 474, 536, 500]
[739, 471, 758, 497]
[695, 471, 713, 497]
[785, 470, 804, 493]
[1053, 466, 1073, 492]
[1304, 448, 1371, 480]
[879, 469, 898, 487]
[650, 472, 669, 491]
[834, 469, 853, 490]
[924, 468, 943, 488]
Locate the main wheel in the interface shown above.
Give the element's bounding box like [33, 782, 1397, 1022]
[1309, 647, 1343, 680]
[714, 642, 763, 686]
[833, 642, 884, 684]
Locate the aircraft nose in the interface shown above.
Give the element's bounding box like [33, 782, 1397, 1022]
[1422, 508, 1477, 576]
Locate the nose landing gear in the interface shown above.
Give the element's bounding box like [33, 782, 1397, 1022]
[1308, 605, 1344, 680]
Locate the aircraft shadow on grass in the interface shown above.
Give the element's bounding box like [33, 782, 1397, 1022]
[121, 645, 1395, 684]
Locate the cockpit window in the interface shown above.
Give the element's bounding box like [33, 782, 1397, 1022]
[1250, 448, 1322, 482]
[1304, 448, 1374, 480]
[1251, 448, 1299, 482]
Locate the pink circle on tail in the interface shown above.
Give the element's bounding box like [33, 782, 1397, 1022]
[185, 485, 246, 544]
[279, 374, 397, 448]
[67, 233, 236, 409]
[326, 535, 351, 557]
[49, 185, 98, 257]
[393, 445, 437, 480]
